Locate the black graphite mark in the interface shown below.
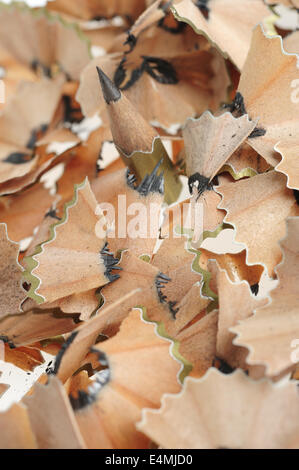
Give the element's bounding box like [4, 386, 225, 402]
[224, 92, 267, 139]
[49, 331, 78, 375]
[45, 360, 53, 375]
[158, 12, 187, 34]
[126, 159, 164, 196]
[213, 356, 235, 374]
[31, 59, 51, 78]
[195, 0, 210, 19]
[100, 243, 122, 283]
[136, 160, 164, 196]
[63, 95, 83, 124]
[188, 172, 212, 197]
[26, 124, 48, 149]
[4, 152, 33, 165]
[0, 335, 16, 349]
[143, 56, 178, 85]
[250, 283, 259, 296]
[70, 349, 110, 411]
[45, 208, 61, 221]
[126, 169, 137, 189]
[224, 92, 246, 116]
[155, 273, 179, 318]
[248, 127, 266, 139]
[113, 55, 178, 91]
[123, 33, 137, 53]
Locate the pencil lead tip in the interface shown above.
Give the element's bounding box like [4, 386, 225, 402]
[96, 66, 121, 105]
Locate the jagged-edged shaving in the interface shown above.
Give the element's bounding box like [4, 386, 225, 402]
[23, 178, 110, 304]
[172, 0, 272, 70]
[138, 368, 299, 448]
[71, 308, 183, 449]
[217, 171, 299, 276]
[237, 25, 299, 166]
[183, 111, 257, 194]
[232, 217, 299, 377]
[275, 141, 299, 191]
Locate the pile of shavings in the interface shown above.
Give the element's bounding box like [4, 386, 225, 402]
[0, 0, 298, 450]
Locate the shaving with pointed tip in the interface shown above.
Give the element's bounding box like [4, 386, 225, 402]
[95, 65, 181, 204]
[96, 66, 121, 104]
